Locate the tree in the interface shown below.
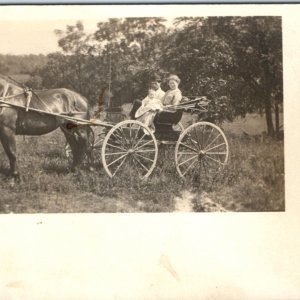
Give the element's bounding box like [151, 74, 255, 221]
[206, 17, 283, 136]
[94, 18, 167, 104]
[161, 16, 283, 135]
[161, 17, 237, 123]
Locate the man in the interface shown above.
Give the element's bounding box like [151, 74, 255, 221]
[150, 74, 165, 101]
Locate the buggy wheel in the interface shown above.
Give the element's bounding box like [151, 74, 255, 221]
[175, 122, 229, 180]
[101, 120, 158, 179]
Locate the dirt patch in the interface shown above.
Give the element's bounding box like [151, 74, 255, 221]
[174, 190, 229, 212]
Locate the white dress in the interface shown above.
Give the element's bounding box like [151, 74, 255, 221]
[135, 96, 163, 132]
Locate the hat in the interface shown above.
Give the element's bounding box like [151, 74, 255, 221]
[150, 74, 162, 83]
[168, 74, 180, 84]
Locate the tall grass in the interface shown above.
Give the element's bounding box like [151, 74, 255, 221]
[0, 128, 284, 213]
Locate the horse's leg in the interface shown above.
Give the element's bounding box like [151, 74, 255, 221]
[0, 126, 19, 180]
[60, 125, 89, 171]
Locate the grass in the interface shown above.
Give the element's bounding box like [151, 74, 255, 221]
[0, 114, 284, 213]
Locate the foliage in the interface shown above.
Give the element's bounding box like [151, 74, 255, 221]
[161, 16, 282, 128]
[0, 17, 283, 134]
[0, 54, 48, 75]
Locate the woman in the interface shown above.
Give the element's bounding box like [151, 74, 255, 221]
[161, 75, 182, 107]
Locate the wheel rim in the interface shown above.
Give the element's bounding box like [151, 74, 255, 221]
[175, 122, 229, 181]
[102, 120, 158, 179]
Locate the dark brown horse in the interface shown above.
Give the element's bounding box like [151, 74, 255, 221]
[0, 77, 90, 180]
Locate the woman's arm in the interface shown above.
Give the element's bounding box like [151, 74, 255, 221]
[172, 90, 182, 106]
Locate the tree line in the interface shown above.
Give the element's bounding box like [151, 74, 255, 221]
[1, 17, 282, 137]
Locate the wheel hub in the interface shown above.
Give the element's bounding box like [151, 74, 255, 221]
[127, 148, 134, 154]
[198, 150, 206, 159]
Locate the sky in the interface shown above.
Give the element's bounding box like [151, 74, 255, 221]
[0, 19, 99, 55]
[0, 4, 285, 55]
[0, 5, 172, 55]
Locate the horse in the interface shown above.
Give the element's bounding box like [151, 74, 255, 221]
[0, 76, 90, 181]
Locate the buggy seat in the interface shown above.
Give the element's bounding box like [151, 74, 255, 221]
[153, 109, 183, 140]
[129, 99, 183, 140]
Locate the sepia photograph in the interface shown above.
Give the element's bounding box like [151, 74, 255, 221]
[0, 7, 284, 213]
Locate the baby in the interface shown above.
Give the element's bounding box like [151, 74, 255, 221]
[135, 89, 163, 133]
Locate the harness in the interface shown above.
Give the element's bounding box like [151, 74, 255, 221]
[0, 75, 41, 112]
[0, 89, 32, 110]
[23, 87, 33, 111]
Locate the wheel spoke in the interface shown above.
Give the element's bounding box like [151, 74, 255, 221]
[188, 130, 200, 150]
[179, 142, 198, 153]
[106, 142, 126, 152]
[182, 158, 198, 176]
[132, 155, 150, 172]
[133, 132, 148, 148]
[116, 127, 128, 144]
[205, 142, 226, 152]
[112, 156, 127, 176]
[112, 131, 123, 143]
[178, 154, 198, 167]
[135, 149, 156, 153]
[131, 156, 142, 177]
[205, 154, 225, 165]
[204, 133, 221, 151]
[192, 127, 201, 150]
[206, 152, 227, 155]
[94, 137, 104, 147]
[107, 153, 128, 167]
[202, 126, 213, 149]
[200, 125, 206, 149]
[105, 151, 128, 156]
[135, 152, 154, 163]
[134, 139, 154, 151]
[178, 151, 197, 155]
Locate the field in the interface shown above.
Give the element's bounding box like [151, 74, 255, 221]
[0, 114, 284, 213]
